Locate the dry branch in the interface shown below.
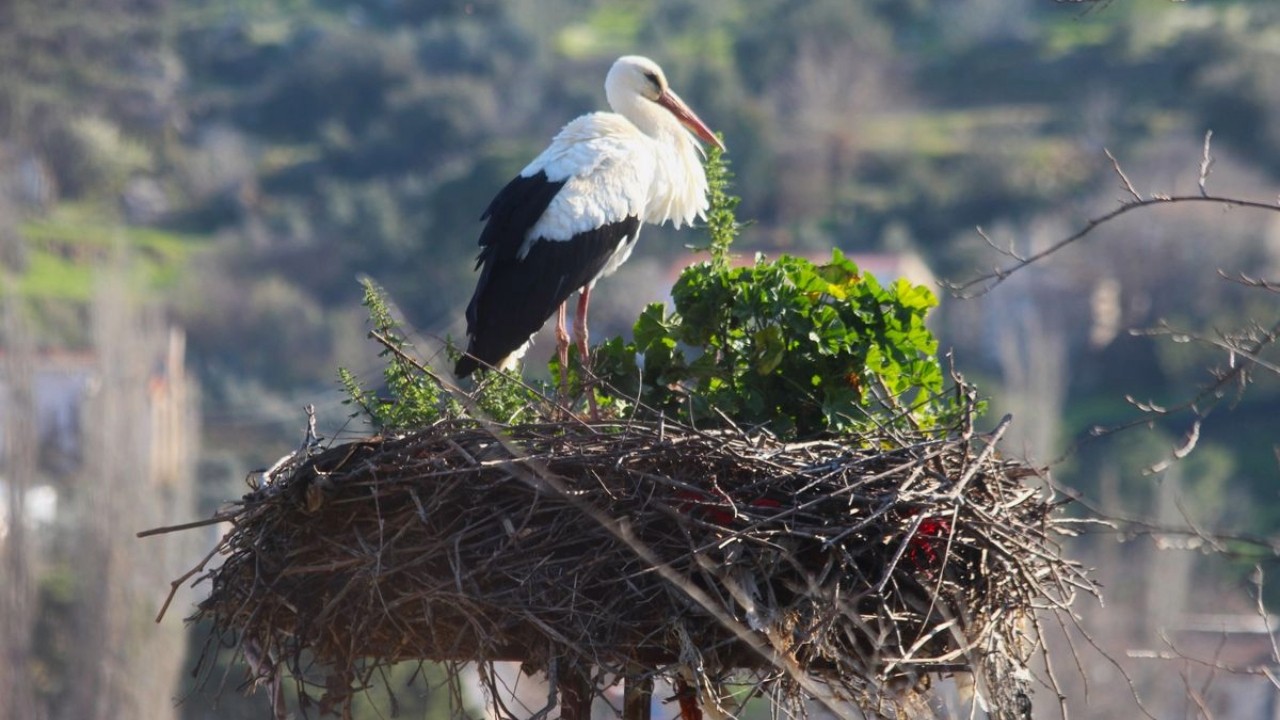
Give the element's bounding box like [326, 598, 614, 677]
[950, 137, 1280, 298]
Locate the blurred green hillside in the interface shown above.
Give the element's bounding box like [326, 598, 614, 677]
[2, 0, 1279, 717]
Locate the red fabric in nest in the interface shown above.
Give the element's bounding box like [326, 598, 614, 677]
[675, 490, 781, 526]
[906, 516, 951, 570]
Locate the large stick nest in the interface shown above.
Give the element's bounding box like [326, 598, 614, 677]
[193, 413, 1089, 718]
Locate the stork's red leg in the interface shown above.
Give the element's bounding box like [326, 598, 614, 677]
[573, 287, 599, 419]
[556, 302, 570, 397]
[573, 287, 591, 370]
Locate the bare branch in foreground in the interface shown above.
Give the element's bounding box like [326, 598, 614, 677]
[948, 142, 1280, 298]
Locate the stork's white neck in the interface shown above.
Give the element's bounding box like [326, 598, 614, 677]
[607, 94, 709, 229]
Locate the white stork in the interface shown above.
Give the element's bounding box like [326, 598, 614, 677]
[455, 55, 724, 383]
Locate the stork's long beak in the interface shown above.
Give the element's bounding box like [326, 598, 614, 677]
[658, 89, 726, 151]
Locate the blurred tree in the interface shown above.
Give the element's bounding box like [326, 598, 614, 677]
[0, 0, 178, 200]
[57, 272, 198, 720]
[1, 297, 40, 720]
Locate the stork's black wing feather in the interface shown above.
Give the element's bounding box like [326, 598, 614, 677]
[475, 172, 567, 261]
[456, 171, 640, 377]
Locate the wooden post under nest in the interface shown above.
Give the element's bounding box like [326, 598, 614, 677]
[558, 669, 593, 720]
[623, 667, 653, 720]
[555, 662, 655, 720]
[559, 667, 654, 720]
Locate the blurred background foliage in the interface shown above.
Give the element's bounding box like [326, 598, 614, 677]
[1, 0, 1279, 717]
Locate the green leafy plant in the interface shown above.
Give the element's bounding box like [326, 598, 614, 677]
[466, 357, 546, 424]
[693, 141, 741, 270]
[595, 144, 964, 438]
[340, 280, 549, 429]
[339, 279, 447, 431]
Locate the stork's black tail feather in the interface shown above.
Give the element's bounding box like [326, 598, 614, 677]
[459, 218, 641, 380]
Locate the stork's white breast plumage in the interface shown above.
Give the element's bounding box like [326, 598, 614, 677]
[455, 55, 723, 379]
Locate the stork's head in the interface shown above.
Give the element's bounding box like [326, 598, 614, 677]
[606, 55, 725, 151]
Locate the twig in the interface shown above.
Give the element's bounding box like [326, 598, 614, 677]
[1253, 567, 1280, 668]
[948, 414, 1013, 498]
[137, 511, 240, 538]
[151, 541, 225, 623]
[1219, 269, 1280, 293]
[1105, 148, 1143, 202]
[1198, 130, 1214, 198]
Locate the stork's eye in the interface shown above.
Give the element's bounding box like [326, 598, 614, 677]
[643, 71, 662, 91]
